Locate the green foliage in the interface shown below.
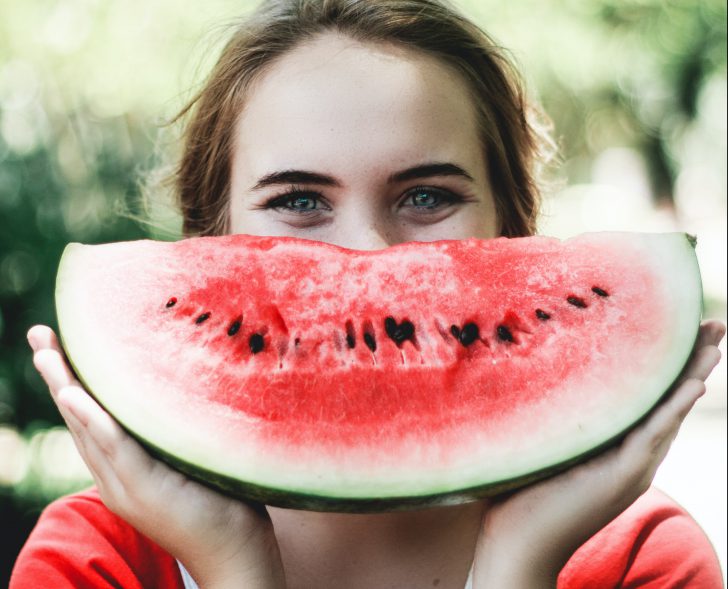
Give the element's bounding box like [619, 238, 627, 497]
[0, 111, 149, 428]
[464, 0, 726, 195]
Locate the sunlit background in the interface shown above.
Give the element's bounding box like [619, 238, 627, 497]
[0, 0, 725, 584]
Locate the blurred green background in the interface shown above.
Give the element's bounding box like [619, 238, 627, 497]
[1, 0, 726, 584]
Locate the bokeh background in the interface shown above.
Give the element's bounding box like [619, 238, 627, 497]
[0, 0, 725, 584]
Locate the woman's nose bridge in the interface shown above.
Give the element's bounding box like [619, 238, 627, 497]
[366, 217, 397, 247]
[344, 221, 392, 250]
[337, 188, 398, 250]
[334, 184, 402, 250]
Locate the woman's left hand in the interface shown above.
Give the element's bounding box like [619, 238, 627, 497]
[473, 319, 725, 588]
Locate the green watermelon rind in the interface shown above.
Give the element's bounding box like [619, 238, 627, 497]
[55, 232, 703, 512]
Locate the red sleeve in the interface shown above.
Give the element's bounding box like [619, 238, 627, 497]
[10, 487, 184, 589]
[558, 487, 724, 589]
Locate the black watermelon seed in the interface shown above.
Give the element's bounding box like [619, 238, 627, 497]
[592, 286, 609, 297]
[165, 297, 177, 308]
[450, 325, 461, 339]
[227, 320, 241, 336]
[497, 325, 514, 342]
[384, 317, 398, 337]
[195, 312, 211, 324]
[345, 320, 356, 349]
[459, 323, 480, 346]
[363, 332, 377, 352]
[384, 316, 415, 344]
[249, 333, 265, 354]
[535, 309, 551, 320]
[567, 296, 587, 309]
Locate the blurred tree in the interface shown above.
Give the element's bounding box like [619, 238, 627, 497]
[589, 0, 726, 202]
[465, 0, 727, 202]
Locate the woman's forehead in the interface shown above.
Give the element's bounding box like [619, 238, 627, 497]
[233, 32, 484, 181]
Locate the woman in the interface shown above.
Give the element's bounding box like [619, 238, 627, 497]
[13, 1, 725, 587]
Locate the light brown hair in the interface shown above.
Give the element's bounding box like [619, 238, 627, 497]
[172, 0, 554, 237]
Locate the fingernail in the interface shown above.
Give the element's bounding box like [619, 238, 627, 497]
[27, 335, 39, 352]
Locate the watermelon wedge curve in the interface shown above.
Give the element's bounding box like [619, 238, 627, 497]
[54, 232, 701, 511]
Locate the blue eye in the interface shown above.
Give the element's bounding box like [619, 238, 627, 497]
[404, 187, 458, 210]
[287, 195, 317, 210]
[266, 190, 325, 213]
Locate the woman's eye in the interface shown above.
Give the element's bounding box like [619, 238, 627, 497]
[287, 195, 317, 210]
[267, 191, 325, 213]
[403, 187, 458, 210]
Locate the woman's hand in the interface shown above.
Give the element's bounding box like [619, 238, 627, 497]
[473, 319, 725, 588]
[28, 325, 286, 589]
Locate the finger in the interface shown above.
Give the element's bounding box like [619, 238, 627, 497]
[57, 386, 157, 486]
[695, 320, 726, 349]
[33, 349, 82, 398]
[614, 378, 704, 496]
[32, 349, 103, 479]
[28, 324, 82, 380]
[58, 386, 129, 462]
[681, 345, 722, 383]
[27, 325, 59, 352]
[59, 396, 125, 497]
[57, 387, 144, 504]
[623, 377, 705, 461]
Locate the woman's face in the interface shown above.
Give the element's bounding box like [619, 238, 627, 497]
[229, 33, 498, 249]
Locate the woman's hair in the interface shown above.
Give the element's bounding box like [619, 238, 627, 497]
[171, 0, 555, 237]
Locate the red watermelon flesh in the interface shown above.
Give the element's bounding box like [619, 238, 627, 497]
[55, 232, 701, 511]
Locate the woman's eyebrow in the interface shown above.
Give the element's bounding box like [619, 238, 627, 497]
[389, 162, 474, 183]
[251, 170, 341, 190]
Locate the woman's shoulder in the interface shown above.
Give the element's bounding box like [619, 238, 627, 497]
[558, 486, 723, 588]
[10, 487, 183, 589]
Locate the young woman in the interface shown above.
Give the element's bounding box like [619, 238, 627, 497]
[13, 1, 725, 587]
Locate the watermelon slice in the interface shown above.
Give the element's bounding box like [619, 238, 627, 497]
[55, 232, 701, 511]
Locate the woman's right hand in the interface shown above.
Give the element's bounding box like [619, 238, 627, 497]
[28, 325, 286, 589]
[473, 319, 725, 587]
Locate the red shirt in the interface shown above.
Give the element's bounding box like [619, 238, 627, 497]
[10, 486, 723, 588]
